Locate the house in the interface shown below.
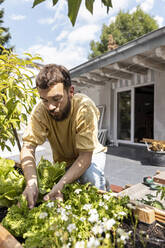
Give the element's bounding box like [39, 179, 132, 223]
[70, 27, 165, 146]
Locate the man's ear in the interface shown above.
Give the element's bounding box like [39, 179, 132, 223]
[69, 85, 74, 97]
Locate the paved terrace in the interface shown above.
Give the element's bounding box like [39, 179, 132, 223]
[9, 143, 165, 188]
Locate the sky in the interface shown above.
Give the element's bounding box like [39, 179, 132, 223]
[2, 0, 165, 69]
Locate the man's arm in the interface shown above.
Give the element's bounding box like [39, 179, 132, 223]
[44, 151, 92, 201]
[20, 144, 38, 209]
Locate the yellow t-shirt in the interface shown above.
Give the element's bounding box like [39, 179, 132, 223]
[22, 93, 107, 166]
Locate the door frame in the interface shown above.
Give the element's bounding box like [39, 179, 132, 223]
[114, 83, 154, 146]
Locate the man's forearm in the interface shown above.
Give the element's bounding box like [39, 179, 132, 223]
[57, 151, 93, 188]
[20, 144, 37, 185]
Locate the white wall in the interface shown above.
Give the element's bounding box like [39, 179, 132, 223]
[154, 71, 165, 140]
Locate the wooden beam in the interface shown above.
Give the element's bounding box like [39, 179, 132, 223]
[133, 55, 165, 71]
[101, 67, 133, 80]
[155, 46, 165, 60]
[78, 76, 105, 86]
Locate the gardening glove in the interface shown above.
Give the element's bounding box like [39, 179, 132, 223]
[22, 179, 38, 209]
[44, 184, 63, 202]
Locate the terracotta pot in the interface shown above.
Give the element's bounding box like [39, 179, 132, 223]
[0, 224, 22, 248]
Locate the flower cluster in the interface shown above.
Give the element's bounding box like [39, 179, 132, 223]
[2, 183, 131, 248]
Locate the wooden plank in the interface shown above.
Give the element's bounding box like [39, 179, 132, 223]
[118, 183, 165, 224]
[142, 138, 165, 144]
[0, 224, 23, 248]
[153, 171, 165, 185]
[134, 205, 155, 224]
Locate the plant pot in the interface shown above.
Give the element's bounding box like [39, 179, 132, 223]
[149, 151, 165, 166]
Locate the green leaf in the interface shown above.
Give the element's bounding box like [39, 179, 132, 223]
[85, 0, 94, 14]
[101, 0, 112, 13]
[32, 0, 46, 8]
[52, 0, 58, 5]
[68, 0, 82, 26]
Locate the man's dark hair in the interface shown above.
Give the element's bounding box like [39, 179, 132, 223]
[36, 64, 71, 90]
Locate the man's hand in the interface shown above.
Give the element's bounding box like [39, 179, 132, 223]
[22, 179, 38, 209]
[44, 184, 63, 202]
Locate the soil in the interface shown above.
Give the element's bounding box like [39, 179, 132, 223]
[0, 208, 165, 248]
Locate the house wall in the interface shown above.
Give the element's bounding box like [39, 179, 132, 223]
[154, 71, 165, 140]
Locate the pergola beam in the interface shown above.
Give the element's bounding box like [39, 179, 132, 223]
[133, 55, 165, 72]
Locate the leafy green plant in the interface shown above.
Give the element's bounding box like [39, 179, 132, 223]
[0, 46, 42, 152]
[2, 183, 131, 248]
[139, 193, 165, 210]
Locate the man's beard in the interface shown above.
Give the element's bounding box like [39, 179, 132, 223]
[48, 97, 71, 121]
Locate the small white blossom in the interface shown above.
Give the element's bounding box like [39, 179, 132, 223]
[89, 209, 98, 215]
[117, 228, 131, 244]
[79, 217, 86, 222]
[75, 241, 85, 248]
[65, 205, 71, 210]
[92, 224, 104, 235]
[104, 205, 108, 210]
[83, 204, 92, 210]
[103, 194, 111, 201]
[87, 237, 100, 248]
[118, 211, 126, 216]
[88, 213, 99, 223]
[61, 213, 68, 221]
[99, 201, 104, 207]
[67, 223, 76, 233]
[109, 192, 117, 197]
[74, 189, 82, 194]
[46, 201, 54, 208]
[39, 212, 48, 219]
[103, 218, 116, 230]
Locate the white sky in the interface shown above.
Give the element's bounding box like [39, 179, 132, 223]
[2, 0, 165, 69]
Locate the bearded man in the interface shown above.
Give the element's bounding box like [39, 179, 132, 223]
[21, 64, 107, 209]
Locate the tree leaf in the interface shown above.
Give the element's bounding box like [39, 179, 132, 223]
[101, 0, 112, 13]
[68, 0, 82, 26]
[52, 0, 58, 6]
[85, 0, 94, 14]
[32, 0, 46, 8]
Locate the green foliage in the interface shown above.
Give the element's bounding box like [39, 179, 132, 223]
[37, 157, 66, 195]
[32, 0, 112, 26]
[0, 0, 11, 46]
[2, 182, 131, 248]
[0, 47, 42, 151]
[0, 157, 66, 207]
[89, 7, 159, 59]
[0, 157, 25, 207]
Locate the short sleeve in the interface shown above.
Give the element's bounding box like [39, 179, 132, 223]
[75, 103, 100, 151]
[22, 104, 48, 147]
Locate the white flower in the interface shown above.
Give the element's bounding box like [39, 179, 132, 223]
[75, 241, 85, 248]
[79, 217, 86, 222]
[46, 201, 54, 208]
[118, 211, 126, 216]
[87, 237, 100, 248]
[104, 205, 108, 210]
[109, 192, 117, 197]
[88, 212, 99, 223]
[61, 213, 68, 221]
[103, 194, 111, 201]
[92, 224, 104, 235]
[83, 204, 92, 210]
[117, 228, 132, 244]
[65, 205, 71, 210]
[99, 201, 104, 206]
[67, 223, 76, 233]
[103, 218, 116, 230]
[39, 212, 48, 219]
[74, 189, 82, 194]
[89, 209, 98, 215]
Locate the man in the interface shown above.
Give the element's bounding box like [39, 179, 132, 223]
[21, 64, 107, 209]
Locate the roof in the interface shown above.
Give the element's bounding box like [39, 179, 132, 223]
[70, 27, 165, 87]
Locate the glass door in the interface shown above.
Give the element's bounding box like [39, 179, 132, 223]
[117, 90, 131, 141]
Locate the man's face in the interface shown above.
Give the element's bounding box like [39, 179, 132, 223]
[38, 82, 74, 121]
